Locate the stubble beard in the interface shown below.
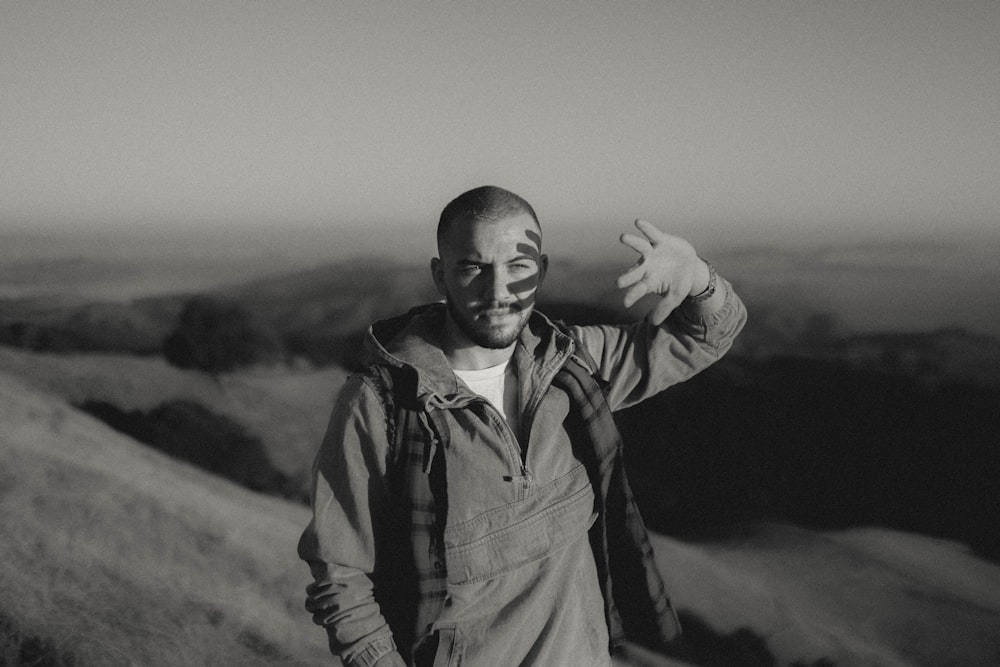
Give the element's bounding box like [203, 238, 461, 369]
[445, 298, 533, 350]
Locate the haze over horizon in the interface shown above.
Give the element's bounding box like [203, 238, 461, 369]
[2, 1, 997, 250]
[3, 2, 998, 338]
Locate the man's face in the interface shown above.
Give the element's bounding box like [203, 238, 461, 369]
[432, 213, 547, 350]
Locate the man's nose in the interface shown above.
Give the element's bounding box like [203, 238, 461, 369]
[483, 268, 512, 302]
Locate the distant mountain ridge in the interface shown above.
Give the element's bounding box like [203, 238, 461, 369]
[4, 254, 999, 387]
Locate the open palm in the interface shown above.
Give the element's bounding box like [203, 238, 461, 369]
[616, 219, 703, 325]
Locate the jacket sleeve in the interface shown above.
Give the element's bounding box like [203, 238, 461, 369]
[569, 275, 747, 412]
[297, 375, 403, 666]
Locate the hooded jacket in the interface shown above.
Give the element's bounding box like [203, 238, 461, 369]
[299, 279, 746, 666]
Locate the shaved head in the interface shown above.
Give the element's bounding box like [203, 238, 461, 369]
[437, 185, 540, 251]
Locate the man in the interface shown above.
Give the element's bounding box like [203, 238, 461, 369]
[298, 186, 747, 666]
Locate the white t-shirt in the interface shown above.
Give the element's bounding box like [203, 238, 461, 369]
[453, 360, 520, 436]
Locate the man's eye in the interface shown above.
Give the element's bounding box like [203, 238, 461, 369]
[460, 265, 482, 275]
[511, 263, 534, 272]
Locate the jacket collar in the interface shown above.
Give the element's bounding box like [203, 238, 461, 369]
[364, 302, 576, 410]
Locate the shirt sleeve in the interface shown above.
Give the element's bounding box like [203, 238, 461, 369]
[297, 375, 399, 665]
[568, 275, 747, 411]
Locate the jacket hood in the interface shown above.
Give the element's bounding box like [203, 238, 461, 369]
[363, 302, 577, 411]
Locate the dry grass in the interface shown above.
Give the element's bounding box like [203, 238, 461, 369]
[0, 346, 348, 484]
[4, 348, 1000, 666]
[653, 524, 1000, 666]
[0, 371, 333, 666]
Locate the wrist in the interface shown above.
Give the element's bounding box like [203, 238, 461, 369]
[681, 259, 727, 318]
[686, 259, 716, 302]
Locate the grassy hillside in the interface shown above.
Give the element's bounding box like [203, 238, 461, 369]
[2, 252, 999, 666]
[0, 346, 347, 496]
[651, 524, 1000, 666]
[0, 370, 333, 666]
[4, 369, 999, 666]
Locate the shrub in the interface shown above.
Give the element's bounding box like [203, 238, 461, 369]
[163, 296, 283, 374]
[76, 400, 304, 502]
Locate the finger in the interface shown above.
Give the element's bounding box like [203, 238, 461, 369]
[620, 233, 653, 256]
[649, 291, 684, 325]
[615, 263, 645, 289]
[634, 219, 665, 244]
[622, 281, 649, 309]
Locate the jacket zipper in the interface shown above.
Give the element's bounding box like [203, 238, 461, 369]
[475, 398, 532, 496]
[467, 346, 573, 497]
[517, 347, 573, 467]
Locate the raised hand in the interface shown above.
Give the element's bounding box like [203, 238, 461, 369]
[616, 219, 709, 325]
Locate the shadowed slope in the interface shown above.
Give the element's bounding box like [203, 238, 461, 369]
[0, 346, 347, 498]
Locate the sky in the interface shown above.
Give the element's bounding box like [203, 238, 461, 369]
[1, 1, 998, 257]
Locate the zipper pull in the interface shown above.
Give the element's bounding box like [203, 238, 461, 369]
[502, 466, 532, 484]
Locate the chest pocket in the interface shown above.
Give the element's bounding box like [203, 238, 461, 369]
[442, 463, 596, 586]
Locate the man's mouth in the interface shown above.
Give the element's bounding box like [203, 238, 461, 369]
[477, 305, 519, 319]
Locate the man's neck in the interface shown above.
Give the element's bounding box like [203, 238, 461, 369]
[441, 317, 516, 371]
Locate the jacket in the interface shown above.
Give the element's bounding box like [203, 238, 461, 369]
[298, 278, 747, 666]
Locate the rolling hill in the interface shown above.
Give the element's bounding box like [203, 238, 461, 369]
[4, 368, 999, 666]
[2, 247, 999, 665]
[0, 345, 347, 497]
[0, 370, 332, 666]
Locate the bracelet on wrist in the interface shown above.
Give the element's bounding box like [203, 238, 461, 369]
[685, 260, 717, 303]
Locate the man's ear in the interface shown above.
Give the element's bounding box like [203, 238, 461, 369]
[430, 257, 446, 297]
[537, 253, 549, 287]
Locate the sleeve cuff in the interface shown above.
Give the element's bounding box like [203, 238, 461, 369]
[678, 276, 737, 327]
[345, 635, 397, 667]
